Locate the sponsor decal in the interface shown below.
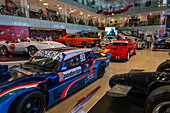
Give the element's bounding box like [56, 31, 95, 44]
[101, 49, 110, 53]
[34, 50, 63, 61]
[9, 44, 15, 51]
[85, 73, 95, 83]
[58, 66, 82, 82]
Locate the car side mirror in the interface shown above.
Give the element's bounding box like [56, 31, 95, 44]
[5, 41, 9, 44]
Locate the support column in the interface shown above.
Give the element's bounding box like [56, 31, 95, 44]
[98, 15, 102, 27]
[105, 17, 108, 26]
[20, 0, 29, 18]
[84, 11, 88, 25]
[63, 3, 67, 23]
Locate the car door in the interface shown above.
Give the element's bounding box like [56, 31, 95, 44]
[70, 35, 77, 45]
[128, 41, 134, 55]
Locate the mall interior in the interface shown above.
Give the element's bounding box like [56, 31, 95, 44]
[0, 0, 169, 113]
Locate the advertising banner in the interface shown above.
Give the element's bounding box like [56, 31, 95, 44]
[0, 25, 29, 41]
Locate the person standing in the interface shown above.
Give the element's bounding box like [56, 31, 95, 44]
[146, 35, 151, 48]
[45, 36, 49, 41]
[49, 35, 53, 41]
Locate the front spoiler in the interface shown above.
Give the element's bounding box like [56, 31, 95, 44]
[106, 85, 132, 97]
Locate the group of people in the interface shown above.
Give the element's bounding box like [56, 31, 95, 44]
[146, 35, 154, 48]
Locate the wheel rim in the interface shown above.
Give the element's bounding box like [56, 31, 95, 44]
[22, 97, 43, 113]
[98, 65, 105, 77]
[152, 102, 170, 113]
[1, 47, 7, 55]
[127, 52, 129, 60]
[82, 42, 87, 48]
[29, 47, 37, 56]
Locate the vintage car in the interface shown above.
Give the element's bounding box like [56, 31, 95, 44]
[0, 38, 66, 56]
[153, 36, 170, 49]
[100, 40, 137, 61]
[100, 36, 116, 47]
[56, 34, 101, 48]
[134, 39, 145, 49]
[0, 47, 111, 113]
[108, 60, 170, 113]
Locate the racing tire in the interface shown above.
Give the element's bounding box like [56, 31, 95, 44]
[82, 41, 88, 48]
[97, 63, 105, 78]
[12, 91, 46, 113]
[156, 61, 170, 72]
[134, 49, 137, 55]
[126, 51, 130, 61]
[28, 46, 38, 56]
[145, 86, 170, 113]
[0, 46, 9, 56]
[61, 41, 66, 45]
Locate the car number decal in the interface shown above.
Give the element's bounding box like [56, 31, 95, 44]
[9, 44, 15, 51]
[58, 66, 82, 82]
[80, 54, 86, 62]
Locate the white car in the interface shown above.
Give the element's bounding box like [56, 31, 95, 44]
[0, 38, 66, 56]
[100, 36, 116, 47]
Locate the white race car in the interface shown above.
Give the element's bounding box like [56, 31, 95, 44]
[0, 38, 66, 56]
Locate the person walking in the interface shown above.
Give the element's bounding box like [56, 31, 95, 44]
[45, 36, 49, 41]
[49, 35, 53, 41]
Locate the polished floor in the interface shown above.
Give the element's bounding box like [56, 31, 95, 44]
[44, 49, 170, 113]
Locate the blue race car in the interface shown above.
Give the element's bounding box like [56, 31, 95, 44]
[0, 47, 111, 113]
[153, 35, 170, 49]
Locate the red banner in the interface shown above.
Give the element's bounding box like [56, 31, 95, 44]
[0, 25, 29, 41]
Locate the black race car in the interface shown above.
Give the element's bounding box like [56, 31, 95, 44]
[108, 59, 170, 113]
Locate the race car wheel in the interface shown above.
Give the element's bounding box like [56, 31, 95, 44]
[0, 46, 9, 56]
[156, 61, 170, 72]
[134, 49, 137, 55]
[13, 91, 46, 113]
[61, 41, 66, 45]
[28, 46, 37, 56]
[145, 86, 170, 113]
[97, 63, 105, 78]
[126, 52, 130, 61]
[82, 41, 88, 48]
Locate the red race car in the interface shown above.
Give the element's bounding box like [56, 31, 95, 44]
[100, 40, 137, 61]
[56, 34, 101, 48]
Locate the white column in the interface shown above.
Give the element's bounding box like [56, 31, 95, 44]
[105, 17, 108, 26]
[84, 11, 88, 25]
[64, 3, 67, 23]
[98, 15, 102, 26]
[20, 0, 29, 18]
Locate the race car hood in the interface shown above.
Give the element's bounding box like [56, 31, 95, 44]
[101, 46, 129, 54]
[32, 41, 66, 47]
[109, 72, 157, 87]
[0, 65, 48, 92]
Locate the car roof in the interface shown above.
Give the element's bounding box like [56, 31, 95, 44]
[44, 47, 92, 60]
[113, 39, 130, 42]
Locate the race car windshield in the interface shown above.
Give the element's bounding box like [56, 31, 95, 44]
[109, 42, 128, 46]
[25, 56, 60, 70]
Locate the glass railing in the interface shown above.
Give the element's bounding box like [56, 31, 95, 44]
[106, 20, 166, 28]
[73, 0, 168, 15]
[0, 3, 25, 17]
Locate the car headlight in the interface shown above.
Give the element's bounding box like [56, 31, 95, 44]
[101, 53, 106, 56]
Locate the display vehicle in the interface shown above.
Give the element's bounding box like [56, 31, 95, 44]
[55, 34, 101, 48]
[134, 39, 145, 49]
[108, 60, 170, 113]
[153, 36, 170, 49]
[100, 40, 137, 61]
[100, 36, 116, 47]
[0, 47, 111, 113]
[0, 38, 66, 56]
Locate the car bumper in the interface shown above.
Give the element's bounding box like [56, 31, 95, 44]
[111, 54, 127, 60]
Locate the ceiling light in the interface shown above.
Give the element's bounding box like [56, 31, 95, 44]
[80, 12, 83, 15]
[163, 11, 164, 14]
[88, 15, 90, 17]
[70, 10, 74, 13]
[40, 0, 42, 1]
[94, 17, 97, 18]
[74, 9, 76, 11]
[58, 7, 62, 9]
[150, 12, 152, 15]
[43, 3, 49, 5]
[57, 5, 59, 6]
[112, 13, 114, 15]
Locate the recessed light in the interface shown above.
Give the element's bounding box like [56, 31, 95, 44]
[57, 5, 59, 6]
[88, 15, 90, 16]
[70, 10, 74, 13]
[40, 0, 42, 1]
[58, 7, 62, 9]
[80, 12, 83, 15]
[94, 17, 97, 18]
[43, 3, 49, 5]
[74, 9, 76, 11]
